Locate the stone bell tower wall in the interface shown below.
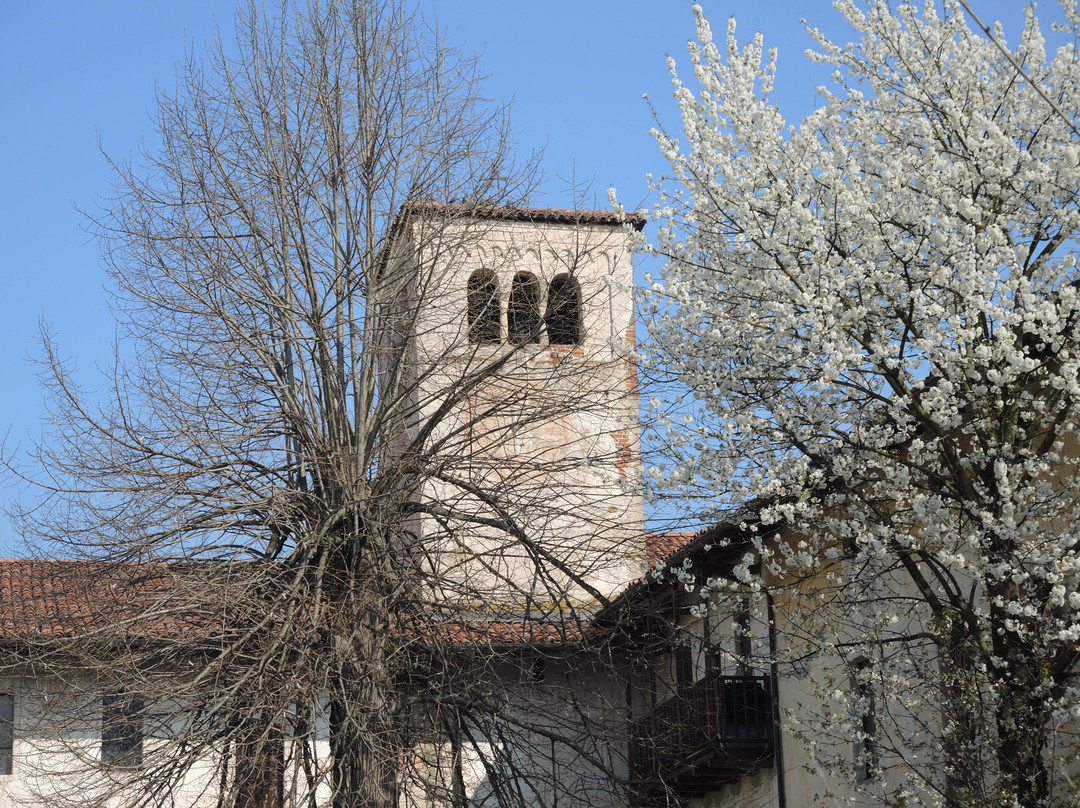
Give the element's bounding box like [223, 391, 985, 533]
[380, 205, 645, 611]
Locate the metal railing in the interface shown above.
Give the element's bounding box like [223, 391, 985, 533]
[628, 672, 775, 786]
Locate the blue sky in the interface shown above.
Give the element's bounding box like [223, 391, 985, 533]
[0, 0, 1055, 555]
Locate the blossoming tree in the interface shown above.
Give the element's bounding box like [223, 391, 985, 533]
[632, 2, 1080, 805]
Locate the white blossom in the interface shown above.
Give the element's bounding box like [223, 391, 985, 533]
[630, 1, 1080, 804]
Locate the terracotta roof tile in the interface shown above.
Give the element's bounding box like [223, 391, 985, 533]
[403, 201, 646, 231]
[406, 617, 587, 647]
[0, 560, 148, 639]
[645, 532, 697, 568]
[0, 560, 255, 641]
[0, 526, 717, 645]
[0, 560, 594, 647]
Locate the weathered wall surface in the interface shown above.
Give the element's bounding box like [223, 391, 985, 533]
[385, 213, 645, 610]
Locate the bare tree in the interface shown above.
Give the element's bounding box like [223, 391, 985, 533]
[3, 1, 645, 806]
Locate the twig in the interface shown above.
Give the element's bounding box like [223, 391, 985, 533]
[957, 0, 1080, 140]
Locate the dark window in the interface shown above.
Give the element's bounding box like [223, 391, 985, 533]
[530, 657, 547, 682]
[675, 645, 694, 687]
[466, 270, 500, 344]
[735, 599, 752, 671]
[102, 694, 142, 768]
[508, 272, 541, 344]
[545, 275, 582, 344]
[0, 694, 12, 775]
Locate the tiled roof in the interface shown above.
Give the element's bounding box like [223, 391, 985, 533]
[0, 526, 731, 644]
[402, 200, 646, 231]
[592, 501, 778, 627]
[0, 560, 598, 647]
[0, 559, 251, 641]
[645, 532, 697, 568]
[0, 560, 140, 639]
[406, 616, 588, 647]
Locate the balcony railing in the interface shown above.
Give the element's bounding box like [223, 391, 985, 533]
[628, 672, 775, 796]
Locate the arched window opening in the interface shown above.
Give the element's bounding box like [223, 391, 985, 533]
[467, 269, 500, 344]
[545, 275, 582, 345]
[508, 272, 541, 344]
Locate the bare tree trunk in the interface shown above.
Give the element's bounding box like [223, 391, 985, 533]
[329, 653, 398, 808]
[325, 532, 401, 808]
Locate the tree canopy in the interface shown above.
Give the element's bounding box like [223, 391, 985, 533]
[634, 1, 1080, 805]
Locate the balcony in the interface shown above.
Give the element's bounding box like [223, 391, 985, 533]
[628, 672, 775, 799]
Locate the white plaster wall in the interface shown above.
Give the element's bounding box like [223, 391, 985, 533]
[690, 769, 779, 808]
[0, 675, 333, 808]
[398, 655, 630, 808]
[0, 676, 225, 808]
[0, 662, 629, 808]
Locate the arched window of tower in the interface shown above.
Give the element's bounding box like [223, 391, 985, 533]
[508, 272, 541, 344]
[545, 274, 582, 345]
[466, 269, 500, 344]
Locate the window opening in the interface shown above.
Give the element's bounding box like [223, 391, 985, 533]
[508, 272, 541, 344]
[0, 694, 12, 775]
[102, 694, 143, 768]
[675, 644, 694, 688]
[467, 269, 500, 344]
[702, 609, 719, 673]
[735, 598, 752, 673]
[545, 275, 582, 345]
[530, 657, 547, 682]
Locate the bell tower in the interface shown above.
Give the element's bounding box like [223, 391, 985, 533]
[382, 203, 646, 612]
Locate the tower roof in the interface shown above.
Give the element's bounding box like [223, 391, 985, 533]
[401, 200, 646, 231]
